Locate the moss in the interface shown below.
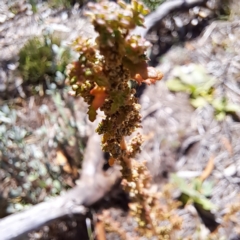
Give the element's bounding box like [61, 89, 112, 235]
[140, 0, 166, 11]
[45, 0, 90, 8]
[18, 34, 72, 94]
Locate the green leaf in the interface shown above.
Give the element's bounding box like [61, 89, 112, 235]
[193, 196, 215, 210]
[169, 64, 216, 105]
[192, 178, 202, 192]
[110, 89, 130, 114]
[190, 97, 208, 108]
[38, 180, 47, 189]
[225, 103, 240, 113]
[171, 174, 199, 197]
[28, 173, 39, 182]
[215, 112, 226, 121]
[171, 174, 216, 211]
[212, 98, 226, 112]
[201, 181, 214, 197]
[88, 106, 97, 122]
[173, 64, 216, 88]
[95, 77, 109, 87]
[178, 193, 190, 207]
[53, 180, 61, 191]
[166, 79, 190, 92]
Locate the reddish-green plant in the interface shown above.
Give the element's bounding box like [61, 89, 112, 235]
[67, 0, 183, 238]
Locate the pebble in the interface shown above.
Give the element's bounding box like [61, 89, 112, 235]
[0, 14, 7, 23]
[224, 164, 237, 177]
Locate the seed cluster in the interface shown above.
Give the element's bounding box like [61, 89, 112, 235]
[67, 0, 162, 156]
[67, 0, 164, 234]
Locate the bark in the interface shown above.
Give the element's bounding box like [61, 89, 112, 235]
[132, 0, 208, 37]
[0, 132, 121, 240]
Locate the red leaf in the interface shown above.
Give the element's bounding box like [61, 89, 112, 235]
[90, 85, 108, 110]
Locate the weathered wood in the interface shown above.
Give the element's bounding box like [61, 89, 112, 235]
[0, 168, 121, 240]
[132, 0, 208, 37]
[0, 127, 121, 240]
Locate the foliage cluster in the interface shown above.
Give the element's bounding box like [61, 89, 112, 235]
[171, 174, 215, 212]
[0, 94, 84, 216]
[141, 0, 165, 11]
[18, 33, 72, 95]
[27, 0, 90, 11]
[44, 0, 87, 8]
[166, 64, 240, 121]
[0, 104, 60, 213]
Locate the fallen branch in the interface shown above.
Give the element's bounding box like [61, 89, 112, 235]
[0, 131, 122, 240]
[132, 0, 208, 37]
[0, 170, 121, 240]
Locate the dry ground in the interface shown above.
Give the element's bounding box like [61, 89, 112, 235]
[1, 0, 240, 239]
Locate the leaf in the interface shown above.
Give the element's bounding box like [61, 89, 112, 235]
[190, 97, 208, 108]
[212, 98, 240, 120]
[88, 105, 97, 122]
[225, 103, 240, 113]
[28, 173, 39, 182]
[215, 112, 226, 121]
[212, 98, 226, 112]
[193, 195, 215, 211]
[169, 64, 216, 105]
[110, 89, 130, 114]
[178, 193, 191, 207]
[171, 174, 199, 197]
[171, 174, 216, 211]
[201, 181, 214, 197]
[172, 64, 216, 89]
[166, 79, 190, 92]
[123, 58, 163, 85]
[192, 178, 202, 192]
[90, 86, 107, 110]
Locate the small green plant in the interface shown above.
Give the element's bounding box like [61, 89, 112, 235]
[140, 0, 165, 11]
[171, 174, 215, 211]
[212, 97, 240, 121]
[18, 33, 72, 95]
[46, 0, 89, 8]
[166, 64, 216, 108]
[0, 92, 87, 215]
[166, 64, 240, 120]
[0, 104, 64, 213]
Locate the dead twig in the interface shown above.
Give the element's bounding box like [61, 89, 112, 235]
[132, 0, 208, 37]
[0, 125, 122, 240]
[0, 168, 121, 240]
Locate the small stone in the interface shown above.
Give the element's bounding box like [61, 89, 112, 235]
[0, 14, 7, 23]
[224, 164, 237, 177]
